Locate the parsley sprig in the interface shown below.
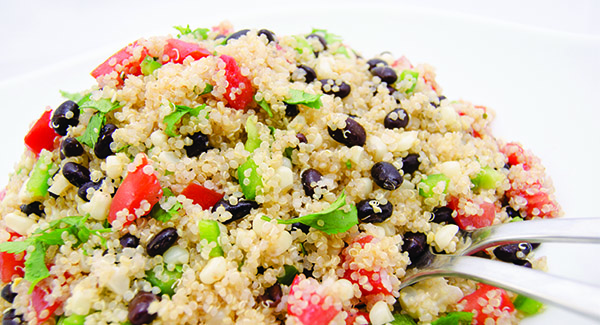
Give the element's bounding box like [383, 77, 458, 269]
[76, 97, 123, 149]
[0, 215, 110, 292]
[284, 89, 322, 109]
[173, 25, 210, 40]
[163, 103, 208, 137]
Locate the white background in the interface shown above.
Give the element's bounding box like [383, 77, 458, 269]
[0, 1, 599, 324]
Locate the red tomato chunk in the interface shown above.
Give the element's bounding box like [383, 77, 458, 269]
[457, 283, 515, 324]
[287, 275, 342, 325]
[31, 281, 62, 322]
[24, 109, 59, 156]
[448, 197, 496, 230]
[108, 155, 162, 227]
[0, 232, 25, 283]
[91, 42, 148, 82]
[220, 55, 254, 110]
[162, 38, 211, 64]
[181, 183, 224, 210]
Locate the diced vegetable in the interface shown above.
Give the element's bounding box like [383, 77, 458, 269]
[0, 232, 25, 283]
[57, 314, 86, 325]
[471, 166, 504, 190]
[276, 265, 299, 286]
[174, 25, 210, 40]
[238, 158, 262, 200]
[145, 265, 183, 296]
[25, 152, 54, 199]
[448, 197, 496, 230]
[162, 38, 211, 64]
[341, 236, 393, 298]
[150, 188, 182, 222]
[278, 191, 358, 235]
[32, 281, 62, 322]
[431, 312, 473, 325]
[418, 173, 450, 198]
[309, 28, 342, 44]
[220, 55, 254, 110]
[389, 313, 417, 325]
[141, 56, 162, 76]
[284, 89, 322, 109]
[24, 109, 59, 156]
[255, 97, 273, 117]
[457, 283, 515, 324]
[91, 41, 148, 82]
[244, 116, 261, 153]
[399, 70, 419, 93]
[287, 275, 341, 325]
[513, 294, 543, 315]
[198, 220, 224, 258]
[181, 183, 224, 210]
[108, 155, 163, 227]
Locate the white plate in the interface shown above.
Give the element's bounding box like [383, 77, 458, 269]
[1, 3, 599, 324]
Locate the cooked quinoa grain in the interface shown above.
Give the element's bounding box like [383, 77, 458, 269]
[0, 23, 561, 324]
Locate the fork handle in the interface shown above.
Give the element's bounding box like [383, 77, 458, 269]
[413, 256, 600, 321]
[465, 218, 600, 255]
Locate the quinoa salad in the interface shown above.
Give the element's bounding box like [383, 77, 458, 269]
[0, 22, 561, 325]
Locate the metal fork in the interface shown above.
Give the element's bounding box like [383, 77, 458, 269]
[400, 218, 600, 320]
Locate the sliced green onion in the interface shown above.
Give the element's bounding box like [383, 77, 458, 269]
[399, 70, 419, 93]
[431, 312, 473, 325]
[471, 166, 504, 190]
[513, 294, 544, 315]
[141, 56, 162, 76]
[145, 264, 183, 296]
[238, 158, 262, 200]
[26, 152, 53, 199]
[418, 173, 450, 198]
[57, 314, 86, 325]
[198, 220, 224, 258]
[389, 313, 417, 325]
[244, 116, 261, 153]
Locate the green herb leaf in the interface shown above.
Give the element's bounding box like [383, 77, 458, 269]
[25, 241, 50, 292]
[431, 312, 473, 325]
[79, 98, 122, 114]
[59, 90, 92, 106]
[77, 113, 106, 148]
[174, 25, 209, 40]
[150, 188, 181, 222]
[141, 56, 162, 76]
[513, 295, 543, 315]
[309, 28, 342, 45]
[163, 103, 207, 137]
[199, 84, 213, 95]
[0, 240, 31, 254]
[292, 35, 313, 55]
[389, 313, 417, 325]
[255, 97, 273, 117]
[345, 160, 352, 169]
[284, 89, 322, 109]
[334, 45, 350, 58]
[35, 229, 67, 246]
[277, 265, 299, 286]
[278, 191, 358, 235]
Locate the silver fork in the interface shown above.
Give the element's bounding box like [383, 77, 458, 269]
[400, 218, 600, 321]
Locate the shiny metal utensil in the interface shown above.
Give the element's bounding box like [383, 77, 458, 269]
[400, 218, 600, 320]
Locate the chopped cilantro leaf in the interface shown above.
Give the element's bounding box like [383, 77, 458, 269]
[389, 314, 417, 325]
[150, 188, 182, 222]
[174, 25, 192, 36]
[278, 191, 358, 234]
[334, 46, 350, 58]
[59, 90, 92, 106]
[255, 97, 273, 117]
[292, 35, 313, 55]
[345, 160, 352, 169]
[79, 98, 122, 114]
[284, 89, 322, 109]
[431, 312, 473, 325]
[310, 28, 342, 44]
[163, 103, 207, 137]
[0, 241, 30, 254]
[77, 113, 105, 149]
[174, 25, 210, 40]
[200, 84, 213, 95]
[24, 241, 50, 292]
[277, 265, 299, 286]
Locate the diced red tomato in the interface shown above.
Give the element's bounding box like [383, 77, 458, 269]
[162, 38, 211, 64]
[448, 197, 496, 230]
[501, 142, 530, 170]
[0, 232, 25, 283]
[108, 155, 162, 227]
[341, 235, 393, 299]
[345, 309, 370, 325]
[91, 42, 149, 82]
[392, 56, 413, 70]
[24, 109, 59, 156]
[506, 180, 559, 219]
[31, 281, 62, 322]
[287, 275, 342, 325]
[219, 55, 254, 110]
[180, 183, 224, 210]
[457, 283, 515, 324]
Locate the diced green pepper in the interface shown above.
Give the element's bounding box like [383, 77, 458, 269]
[57, 314, 86, 325]
[244, 116, 261, 153]
[399, 70, 419, 93]
[238, 158, 262, 200]
[26, 152, 53, 199]
[198, 220, 224, 257]
[277, 265, 299, 286]
[141, 56, 162, 76]
[431, 312, 473, 325]
[471, 166, 504, 190]
[513, 294, 543, 315]
[145, 264, 183, 296]
[418, 173, 450, 198]
[389, 313, 417, 325]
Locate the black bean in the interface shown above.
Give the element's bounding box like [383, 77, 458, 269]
[291, 222, 311, 233]
[505, 206, 521, 219]
[384, 108, 409, 129]
[356, 199, 393, 223]
[184, 131, 211, 158]
[226, 29, 250, 42]
[431, 206, 454, 224]
[128, 291, 159, 325]
[320, 79, 351, 98]
[257, 29, 276, 43]
[306, 33, 327, 51]
[146, 228, 178, 257]
[367, 58, 388, 71]
[1, 283, 16, 303]
[60, 137, 84, 158]
[51, 100, 80, 136]
[19, 201, 44, 216]
[2, 308, 23, 325]
[285, 103, 299, 117]
[77, 180, 102, 201]
[120, 233, 140, 248]
[531, 243, 541, 250]
[493, 243, 532, 264]
[401, 153, 420, 174]
[295, 65, 317, 83]
[514, 259, 533, 268]
[301, 168, 324, 198]
[371, 66, 398, 84]
[328, 117, 366, 147]
[215, 34, 227, 41]
[257, 284, 283, 307]
[212, 199, 259, 224]
[296, 133, 307, 144]
[402, 232, 428, 260]
[94, 123, 117, 159]
[371, 162, 403, 190]
[62, 162, 91, 187]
